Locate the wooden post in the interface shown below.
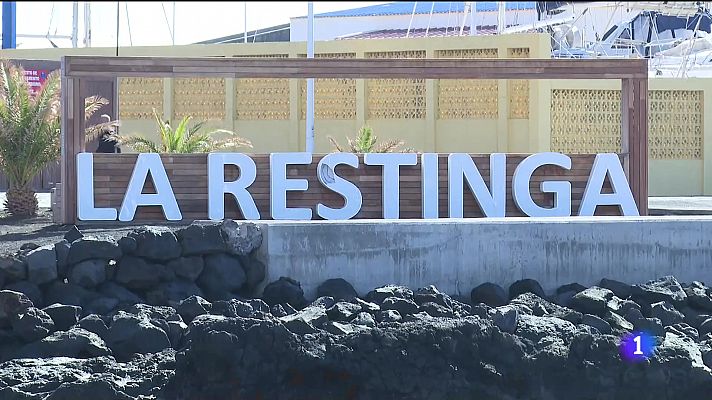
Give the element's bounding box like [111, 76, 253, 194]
[621, 78, 633, 201]
[621, 77, 649, 216]
[636, 77, 649, 216]
[60, 61, 84, 224]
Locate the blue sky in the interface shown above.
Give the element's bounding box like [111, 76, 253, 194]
[9, 1, 387, 48]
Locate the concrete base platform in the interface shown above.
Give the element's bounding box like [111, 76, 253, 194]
[255, 217, 712, 299]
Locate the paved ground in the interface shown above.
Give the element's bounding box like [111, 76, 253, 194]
[1, 192, 712, 255]
[0, 192, 177, 255]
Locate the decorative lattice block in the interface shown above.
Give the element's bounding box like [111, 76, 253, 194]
[234, 54, 291, 120]
[299, 53, 356, 120]
[366, 50, 426, 119]
[508, 48, 530, 119]
[551, 89, 703, 159]
[119, 77, 163, 120]
[550, 89, 622, 154]
[649, 90, 703, 159]
[437, 49, 498, 119]
[173, 78, 226, 120]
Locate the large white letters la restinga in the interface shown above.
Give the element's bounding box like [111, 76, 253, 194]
[76, 152, 639, 221]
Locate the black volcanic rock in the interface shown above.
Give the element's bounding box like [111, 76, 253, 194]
[126, 227, 182, 261]
[317, 278, 358, 302]
[569, 286, 614, 316]
[63, 225, 84, 243]
[262, 277, 307, 309]
[43, 304, 82, 331]
[632, 276, 687, 306]
[472, 282, 508, 307]
[509, 279, 546, 300]
[198, 254, 246, 300]
[66, 237, 121, 265]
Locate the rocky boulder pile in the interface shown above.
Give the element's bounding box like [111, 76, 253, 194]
[169, 277, 712, 399]
[1, 223, 712, 399]
[0, 220, 264, 316]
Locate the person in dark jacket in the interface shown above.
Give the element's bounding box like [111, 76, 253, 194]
[96, 128, 121, 153]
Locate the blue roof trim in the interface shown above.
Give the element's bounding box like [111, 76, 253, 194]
[301, 2, 536, 18]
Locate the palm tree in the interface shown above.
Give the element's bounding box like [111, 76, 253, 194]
[0, 61, 117, 217]
[328, 125, 415, 153]
[117, 108, 252, 153]
[0, 62, 61, 216]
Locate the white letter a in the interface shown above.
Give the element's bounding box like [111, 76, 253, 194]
[119, 153, 182, 221]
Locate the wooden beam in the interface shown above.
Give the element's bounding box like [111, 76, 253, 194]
[62, 56, 648, 79]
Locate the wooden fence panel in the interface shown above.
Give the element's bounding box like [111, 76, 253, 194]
[0, 162, 60, 191]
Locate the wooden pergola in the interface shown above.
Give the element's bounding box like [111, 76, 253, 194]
[60, 56, 648, 223]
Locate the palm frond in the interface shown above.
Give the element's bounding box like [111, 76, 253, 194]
[84, 95, 110, 121]
[118, 135, 162, 153]
[208, 129, 253, 151]
[375, 139, 405, 153]
[84, 120, 121, 143]
[325, 126, 412, 154]
[115, 110, 251, 153]
[345, 136, 361, 152]
[327, 136, 344, 152]
[172, 115, 193, 151]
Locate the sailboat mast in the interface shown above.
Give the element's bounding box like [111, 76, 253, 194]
[173, 1, 176, 45]
[72, 1, 78, 48]
[84, 2, 91, 47]
[470, 2, 477, 35]
[497, 1, 505, 34]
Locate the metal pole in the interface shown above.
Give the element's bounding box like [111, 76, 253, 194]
[72, 2, 79, 47]
[470, 2, 476, 35]
[172, 1, 176, 45]
[115, 1, 120, 56]
[497, 1, 505, 34]
[84, 2, 91, 47]
[125, 2, 133, 46]
[306, 1, 315, 153]
[1, 2, 17, 49]
[243, 1, 247, 43]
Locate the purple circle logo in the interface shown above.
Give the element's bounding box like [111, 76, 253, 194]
[619, 331, 656, 362]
